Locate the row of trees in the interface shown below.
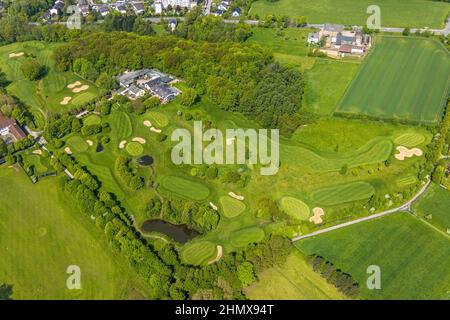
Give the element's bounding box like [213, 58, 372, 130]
[115, 156, 145, 190]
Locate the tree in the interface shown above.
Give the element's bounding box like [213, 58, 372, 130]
[181, 88, 199, 107]
[0, 138, 7, 157]
[402, 27, 410, 36]
[0, 70, 9, 87]
[237, 262, 255, 287]
[0, 284, 13, 300]
[21, 59, 45, 81]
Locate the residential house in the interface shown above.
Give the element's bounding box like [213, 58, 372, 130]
[131, 1, 145, 14]
[77, 0, 90, 16]
[114, 2, 128, 14]
[50, 0, 65, 16]
[307, 32, 320, 45]
[231, 7, 241, 17]
[0, 114, 27, 145]
[168, 19, 177, 31]
[213, 9, 223, 16]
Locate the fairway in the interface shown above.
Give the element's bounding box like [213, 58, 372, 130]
[0, 168, 132, 299]
[279, 197, 310, 221]
[160, 176, 210, 201]
[83, 114, 102, 126]
[67, 136, 89, 153]
[219, 196, 247, 218]
[143, 111, 169, 127]
[337, 37, 450, 123]
[311, 181, 375, 206]
[250, 0, 449, 28]
[230, 227, 265, 248]
[110, 111, 132, 141]
[179, 241, 217, 266]
[394, 132, 425, 147]
[296, 212, 450, 299]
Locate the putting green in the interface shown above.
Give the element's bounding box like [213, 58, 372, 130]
[160, 176, 210, 201]
[311, 181, 375, 206]
[230, 227, 265, 248]
[180, 241, 216, 266]
[219, 196, 246, 218]
[83, 114, 101, 126]
[66, 136, 88, 153]
[126, 142, 144, 156]
[144, 111, 169, 127]
[394, 133, 425, 147]
[280, 197, 310, 222]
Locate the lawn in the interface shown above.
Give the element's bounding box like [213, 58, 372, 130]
[279, 197, 310, 222]
[160, 175, 210, 201]
[250, 0, 450, 28]
[244, 250, 347, 299]
[219, 196, 247, 218]
[412, 183, 450, 234]
[179, 240, 217, 266]
[0, 167, 140, 299]
[296, 212, 450, 299]
[310, 181, 375, 206]
[336, 36, 450, 124]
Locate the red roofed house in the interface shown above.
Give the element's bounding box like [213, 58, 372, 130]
[0, 113, 26, 144]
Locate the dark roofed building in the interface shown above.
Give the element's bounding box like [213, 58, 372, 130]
[339, 44, 353, 54]
[0, 113, 27, 144]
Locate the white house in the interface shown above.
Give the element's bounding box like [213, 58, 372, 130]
[307, 32, 320, 44]
[231, 8, 241, 17]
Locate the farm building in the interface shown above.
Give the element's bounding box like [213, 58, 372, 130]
[0, 114, 27, 145]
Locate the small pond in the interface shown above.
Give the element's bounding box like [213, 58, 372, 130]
[96, 143, 104, 153]
[137, 155, 154, 166]
[141, 219, 199, 244]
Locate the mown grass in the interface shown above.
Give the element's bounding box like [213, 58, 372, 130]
[279, 197, 310, 222]
[311, 181, 375, 206]
[230, 227, 265, 248]
[393, 132, 425, 147]
[296, 212, 450, 299]
[110, 111, 133, 141]
[160, 175, 210, 201]
[219, 196, 247, 218]
[179, 241, 216, 266]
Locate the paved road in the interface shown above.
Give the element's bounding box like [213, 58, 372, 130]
[292, 179, 431, 242]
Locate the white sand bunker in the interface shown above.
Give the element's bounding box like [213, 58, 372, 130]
[72, 85, 89, 93]
[395, 146, 423, 161]
[150, 127, 162, 133]
[86, 140, 93, 146]
[60, 97, 72, 105]
[143, 120, 152, 127]
[228, 192, 244, 201]
[310, 207, 325, 224]
[67, 81, 82, 89]
[209, 202, 218, 211]
[32, 149, 42, 155]
[132, 137, 146, 144]
[119, 140, 127, 149]
[9, 52, 24, 58]
[208, 245, 223, 265]
[64, 147, 72, 155]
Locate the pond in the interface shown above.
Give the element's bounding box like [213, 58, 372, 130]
[141, 219, 199, 244]
[96, 143, 104, 153]
[137, 155, 154, 166]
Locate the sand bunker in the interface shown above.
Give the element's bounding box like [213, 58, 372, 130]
[310, 207, 325, 224]
[32, 149, 42, 155]
[208, 245, 223, 265]
[64, 147, 72, 155]
[150, 127, 162, 133]
[143, 120, 152, 127]
[395, 146, 423, 161]
[72, 85, 89, 93]
[228, 192, 244, 201]
[132, 137, 146, 144]
[86, 140, 94, 146]
[60, 97, 72, 105]
[67, 81, 82, 89]
[209, 202, 218, 211]
[119, 140, 127, 149]
[9, 52, 24, 58]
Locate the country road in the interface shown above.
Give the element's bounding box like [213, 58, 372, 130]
[291, 179, 431, 242]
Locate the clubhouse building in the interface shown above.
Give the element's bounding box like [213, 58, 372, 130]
[0, 113, 26, 145]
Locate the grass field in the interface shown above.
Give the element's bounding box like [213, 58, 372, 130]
[179, 241, 217, 266]
[393, 132, 425, 147]
[412, 183, 450, 233]
[311, 181, 375, 206]
[67, 136, 89, 153]
[0, 168, 138, 299]
[219, 196, 247, 218]
[336, 36, 450, 123]
[230, 227, 265, 248]
[83, 114, 102, 126]
[296, 212, 450, 299]
[142, 111, 169, 128]
[110, 111, 133, 141]
[279, 197, 310, 222]
[160, 176, 210, 201]
[396, 174, 418, 187]
[245, 250, 346, 299]
[250, 0, 449, 28]
[126, 141, 144, 156]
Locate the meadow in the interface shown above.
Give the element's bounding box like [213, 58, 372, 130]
[0, 42, 100, 127]
[0, 167, 143, 299]
[296, 212, 450, 299]
[412, 183, 450, 234]
[337, 36, 450, 124]
[250, 0, 450, 28]
[244, 250, 346, 300]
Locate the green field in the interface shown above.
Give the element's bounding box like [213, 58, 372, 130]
[219, 196, 247, 218]
[142, 111, 169, 128]
[250, 0, 449, 28]
[67, 136, 89, 153]
[0, 168, 138, 299]
[179, 241, 217, 266]
[311, 181, 375, 206]
[296, 212, 450, 299]
[110, 111, 133, 141]
[279, 197, 310, 221]
[230, 227, 265, 248]
[245, 251, 346, 299]
[393, 132, 425, 147]
[337, 37, 450, 123]
[126, 141, 144, 156]
[83, 114, 102, 126]
[413, 183, 450, 233]
[160, 176, 210, 201]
